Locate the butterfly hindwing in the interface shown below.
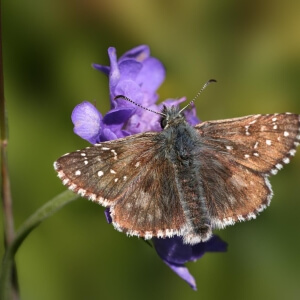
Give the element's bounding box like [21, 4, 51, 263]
[195, 148, 272, 228]
[111, 151, 187, 239]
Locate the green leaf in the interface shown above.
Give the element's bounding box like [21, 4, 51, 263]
[0, 190, 79, 300]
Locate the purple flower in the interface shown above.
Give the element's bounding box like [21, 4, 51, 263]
[72, 45, 226, 290]
[72, 45, 200, 142]
[104, 207, 227, 290]
[153, 236, 227, 290]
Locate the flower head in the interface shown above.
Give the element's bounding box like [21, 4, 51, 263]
[153, 236, 227, 290]
[72, 45, 200, 142]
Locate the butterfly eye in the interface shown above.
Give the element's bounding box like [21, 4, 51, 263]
[160, 117, 168, 129]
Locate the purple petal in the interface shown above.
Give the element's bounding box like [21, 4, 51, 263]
[119, 45, 150, 62]
[108, 47, 120, 96]
[125, 107, 162, 134]
[92, 63, 110, 76]
[119, 60, 143, 82]
[153, 236, 227, 290]
[153, 235, 227, 265]
[198, 235, 228, 254]
[103, 107, 135, 125]
[163, 260, 197, 290]
[136, 57, 166, 100]
[113, 80, 144, 106]
[100, 128, 118, 141]
[104, 208, 112, 224]
[71, 101, 102, 144]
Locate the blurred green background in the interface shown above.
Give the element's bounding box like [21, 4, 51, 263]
[1, 0, 300, 299]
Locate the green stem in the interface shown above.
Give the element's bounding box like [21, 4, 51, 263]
[0, 190, 79, 300]
[0, 1, 20, 298]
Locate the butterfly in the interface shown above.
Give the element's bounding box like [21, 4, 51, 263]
[54, 95, 300, 245]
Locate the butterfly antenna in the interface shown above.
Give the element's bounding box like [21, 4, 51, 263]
[114, 95, 166, 117]
[178, 79, 217, 114]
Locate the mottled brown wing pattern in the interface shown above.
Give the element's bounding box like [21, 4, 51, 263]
[111, 153, 186, 239]
[55, 133, 157, 206]
[195, 148, 272, 228]
[55, 109, 300, 243]
[195, 113, 300, 228]
[54, 132, 186, 239]
[195, 114, 300, 174]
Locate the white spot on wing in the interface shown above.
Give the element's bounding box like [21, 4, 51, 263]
[98, 171, 104, 177]
[75, 170, 81, 176]
[246, 212, 256, 220]
[57, 170, 64, 178]
[62, 178, 70, 185]
[144, 232, 153, 239]
[270, 168, 278, 175]
[245, 125, 250, 136]
[78, 188, 86, 197]
[69, 183, 77, 191]
[89, 194, 97, 201]
[284, 131, 289, 137]
[283, 157, 290, 164]
[266, 140, 272, 146]
[157, 230, 164, 238]
[260, 125, 267, 131]
[237, 215, 245, 221]
[111, 149, 118, 160]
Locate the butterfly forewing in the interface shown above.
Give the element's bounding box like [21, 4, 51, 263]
[55, 132, 158, 205]
[195, 113, 300, 174]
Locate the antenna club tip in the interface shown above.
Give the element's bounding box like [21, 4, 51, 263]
[208, 79, 217, 83]
[114, 95, 125, 100]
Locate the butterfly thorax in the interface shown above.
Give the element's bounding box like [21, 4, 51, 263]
[159, 106, 198, 160]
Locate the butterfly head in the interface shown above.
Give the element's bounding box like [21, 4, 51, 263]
[160, 105, 185, 129]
